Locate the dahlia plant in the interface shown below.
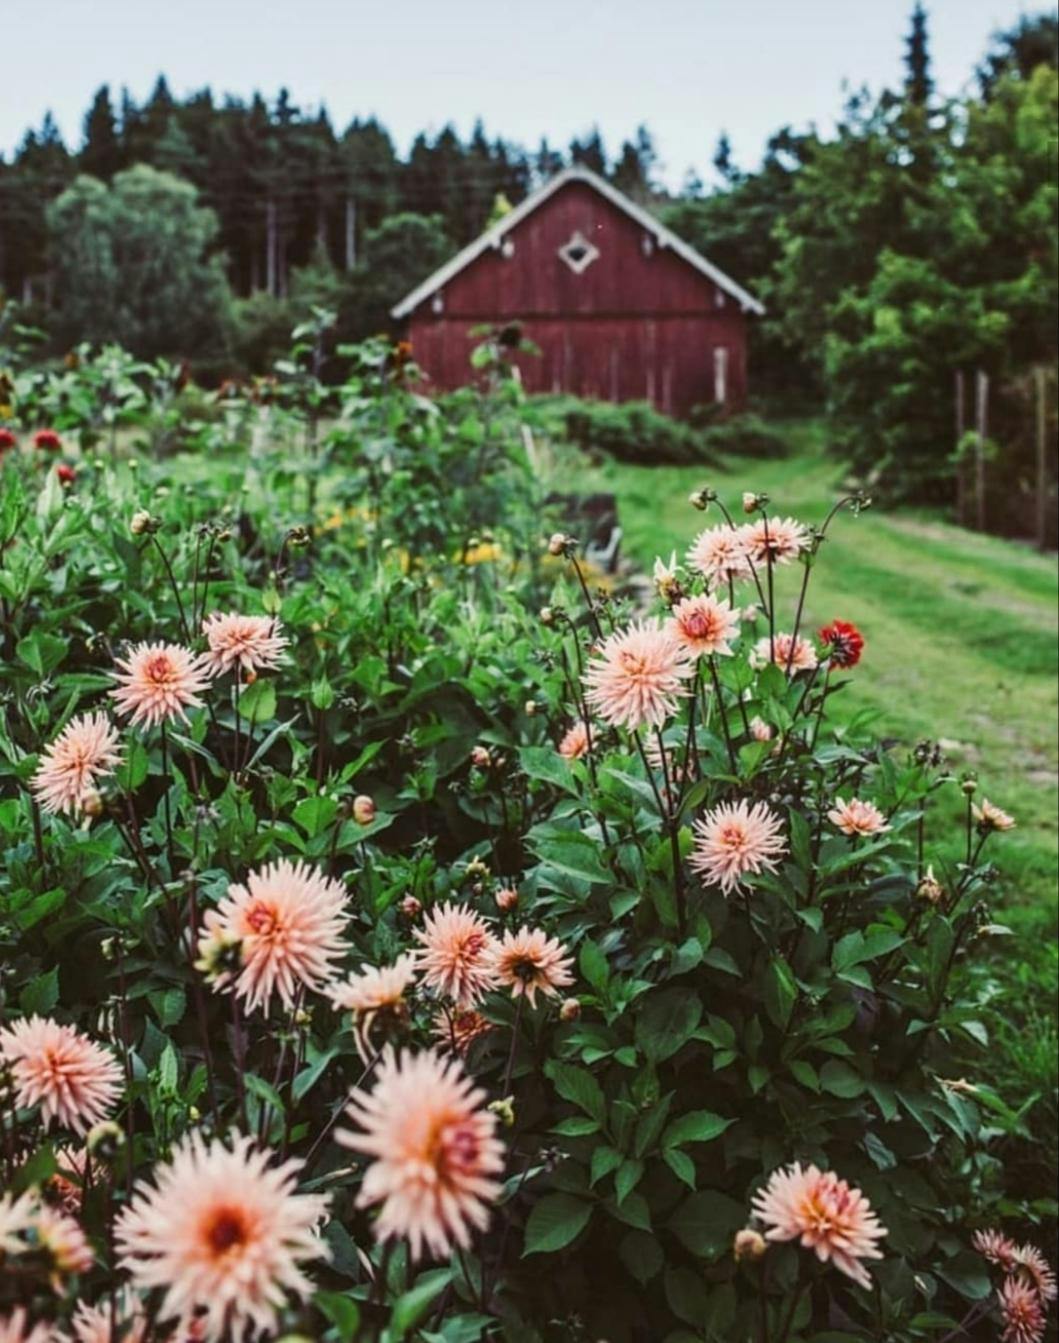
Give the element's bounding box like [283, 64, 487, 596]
[0, 343, 1053, 1342]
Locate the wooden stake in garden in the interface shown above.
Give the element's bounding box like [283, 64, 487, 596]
[1036, 365, 1050, 553]
[974, 369, 989, 533]
[954, 369, 966, 526]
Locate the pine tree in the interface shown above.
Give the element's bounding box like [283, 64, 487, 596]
[904, 3, 933, 108]
[81, 86, 122, 179]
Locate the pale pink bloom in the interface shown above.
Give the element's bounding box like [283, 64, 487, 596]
[828, 797, 890, 837]
[751, 1162, 887, 1291]
[752, 631, 818, 675]
[431, 1008, 493, 1055]
[201, 613, 288, 677]
[31, 713, 122, 816]
[329, 955, 417, 1061]
[494, 886, 519, 913]
[32, 1202, 93, 1285]
[114, 1133, 328, 1342]
[198, 860, 349, 1014]
[413, 902, 498, 1008]
[1013, 1243, 1058, 1303]
[0, 1309, 55, 1343]
[339, 1048, 505, 1260]
[50, 1145, 93, 1214]
[583, 620, 694, 731]
[749, 716, 773, 743]
[0, 1016, 122, 1135]
[69, 1299, 148, 1343]
[666, 594, 740, 659]
[558, 721, 590, 761]
[691, 799, 787, 895]
[999, 1277, 1047, 1343]
[973, 798, 1016, 832]
[111, 642, 210, 728]
[686, 525, 753, 584]
[741, 516, 809, 566]
[488, 927, 575, 1007]
[0, 1191, 36, 1259]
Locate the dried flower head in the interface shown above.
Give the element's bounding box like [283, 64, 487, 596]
[111, 642, 211, 729]
[916, 865, 945, 904]
[691, 800, 787, 896]
[413, 902, 498, 1008]
[31, 712, 122, 816]
[828, 797, 890, 837]
[201, 613, 288, 677]
[339, 1048, 505, 1260]
[488, 927, 575, 1007]
[583, 620, 694, 731]
[0, 1016, 123, 1135]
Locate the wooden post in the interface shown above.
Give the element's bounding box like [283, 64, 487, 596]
[344, 195, 357, 270]
[974, 369, 989, 533]
[1036, 366, 1049, 552]
[265, 199, 277, 297]
[954, 369, 966, 525]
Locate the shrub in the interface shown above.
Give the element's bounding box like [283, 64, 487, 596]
[544, 395, 715, 466]
[702, 411, 791, 459]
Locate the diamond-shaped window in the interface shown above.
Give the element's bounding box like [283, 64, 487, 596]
[558, 230, 600, 275]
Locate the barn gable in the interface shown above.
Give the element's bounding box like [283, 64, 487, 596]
[391, 166, 764, 320]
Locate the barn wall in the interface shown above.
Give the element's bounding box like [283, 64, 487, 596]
[403, 178, 753, 415]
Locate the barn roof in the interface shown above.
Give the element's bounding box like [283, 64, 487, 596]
[391, 165, 766, 320]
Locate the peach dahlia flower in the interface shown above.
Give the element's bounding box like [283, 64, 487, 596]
[828, 797, 890, 837]
[201, 613, 288, 677]
[686, 525, 753, 584]
[691, 799, 787, 896]
[999, 1277, 1047, 1343]
[431, 1007, 493, 1055]
[0, 1310, 56, 1343]
[31, 712, 122, 816]
[339, 1048, 505, 1260]
[198, 860, 349, 1014]
[752, 632, 818, 675]
[0, 1016, 123, 1135]
[111, 642, 211, 728]
[1012, 1243, 1058, 1303]
[741, 516, 809, 566]
[69, 1299, 149, 1343]
[329, 955, 417, 1061]
[751, 1162, 887, 1291]
[583, 620, 694, 731]
[488, 927, 575, 1007]
[115, 1134, 328, 1342]
[558, 721, 591, 761]
[413, 902, 498, 1008]
[666, 593, 741, 659]
[973, 1227, 1018, 1271]
[973, 798, 1016, 832]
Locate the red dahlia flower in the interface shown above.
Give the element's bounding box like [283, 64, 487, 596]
[819, 619, 864, 669]
[34, 428, 62, 451]
[0, 428, 16, 452]
[56, 464, 76, 486]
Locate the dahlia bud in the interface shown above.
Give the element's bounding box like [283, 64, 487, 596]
[130, 509, 153, 536]
[188, 1105, 201, 1122]
[916, 865, 944, 904]
[86, 1120, 125, 1160]
[470, 745, 492, 769]
[495, 886, 519, 913]
[749, 717, 773, 743]
[293, 1008, 312, 1028]
[733, 1228, 767, 1261]
[524, 699, 537, 717]
[547, 532, 567, 557]
[488, 1096, 516, 1128]
[243, 668, 257, 686]
[961, 776, 978, 796]
[287, 524, 311, 548]
[688, 486, 716, 511]
[539, 606, 556, 626]
[352, 794, 376, 825]
[466, 856, 490, 881]
[559, 997, 581, 1022]
[400, 894, 422, 919]
[742, 492, 757, 514]
[81, 789, 104, 818]
[56, 464, 75, 486]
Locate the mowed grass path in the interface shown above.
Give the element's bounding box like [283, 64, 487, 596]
[558, 419, 1059, 918]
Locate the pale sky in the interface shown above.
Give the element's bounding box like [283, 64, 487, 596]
[2, 0, 1050, 185]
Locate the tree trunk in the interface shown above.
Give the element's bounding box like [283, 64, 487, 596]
[265, 199, 277, 297]
[954, 369, 966, 526]
[1036, 366, 1049, 552]
[974, 369, 988, 534]
[345, 195, 357, 270]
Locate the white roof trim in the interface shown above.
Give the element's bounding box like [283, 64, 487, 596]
[390, 165, 765, 319]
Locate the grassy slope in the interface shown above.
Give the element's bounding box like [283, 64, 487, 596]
[556, 418, 1059, 924]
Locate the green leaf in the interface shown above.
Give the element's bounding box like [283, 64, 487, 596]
[544, 1061, 606, 1123]
[238, 678, 277, 723]
[615, 1158, 644, 1205]
[389, 1267, 453, 1339]
[668, 1191, 745, 1260]
[832, 929, 905, 971]
[663, 1148, 697, 1190]
[519, 745, 578, 795]
[17, 633, 67, 677]
[590, 1146, 623, 1187]
[662, 1110, 733, 1149]
[315, 1291, 360, 1342]
[664, 1265, 709, 1328]
[578, 940, 609, 993]
[635, 989, 703, 1063]
[819, 1060, 865, 1098]
[618, 1229, 663, 1284]
[293, 795, 338, 839]
[114, 739, 149, 790]
[523, 1193, 593, 1255]
[764, 956, 798, 1030]
[20, 967, 59, 1015]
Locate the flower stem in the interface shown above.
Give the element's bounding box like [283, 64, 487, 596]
[707, 657, 738, 775]
[501, 993, 526, 1097]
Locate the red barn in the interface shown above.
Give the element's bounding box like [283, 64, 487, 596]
[392, 166, 763, 416]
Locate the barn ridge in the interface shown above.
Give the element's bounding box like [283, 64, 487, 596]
[391, 165, 765, 320]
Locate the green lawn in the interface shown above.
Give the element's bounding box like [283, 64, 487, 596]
[552, 417, 1059, 923]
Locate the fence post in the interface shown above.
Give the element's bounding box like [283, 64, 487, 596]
[974, 369, 988, 533]
[1036, 366, 1050, 552]
[954, 369, 966, 525]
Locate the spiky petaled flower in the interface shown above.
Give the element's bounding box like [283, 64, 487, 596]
[69, 1298, 149, 1343]
[328, 955, 417, 1061]
[49, 1146, 93, 1214]
[114, 1134, 329, 1342]
[431, 1008, 493, 1056]
[0, 1017, 123, 1136]
[740, 516, 809, 566]
[973, 799, 1016, 833]
[687, 524, 753, 585]
[558, 722, 590, 761]
[690, 800, 787, 896]
[1012, 1243, 1058, 1303]
[666, 594, 741, 659]
[339, 1048, 505, 1260]
[0, 1192, 37, 1259]
[0, 1309, 56, 1343]
[827, 797, 890, 837]
[819, 619, 865, 669]
[201, 613, 288, 677]
[413, 903, 498, 1009]
[749, 716, 773, 743]
[583, 620, 694, 731]
[111, 642, 211, 729]
[488, 928, 575, 1008]
[198, 860, 349, 1014]
[30, 712, 123, 816]
[751, 1162, 887, 1291]
[31, 1202, 93, 1287]
[751, 632, 818, 675]
[999, 1277, 1047, 1343]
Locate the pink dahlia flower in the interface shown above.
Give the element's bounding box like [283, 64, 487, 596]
[339, 1048, 505, 1260]
[0, 1309, 55, 1343]
[488, 927, 575, 1007]
[1013, 1243, 1058, 1303]
[828, 797, 890, 837]
[329, 955, 417, 1061]
[752, 632, 818, 674]
[691, 799, 787, 895]
[431, 1007, 493, 1055]
[583, 620, 694, 731]
[413, 902, 498, 1008]
[0, 1016, 122, 1135]
[972, 1227, 1018, 1272]
[999, 1277, 1047, 1343]
[201, 612, 288, 677]
[114, 1134, 328, 1341]
[198, 860, 349, 1013]
[111, 642, 211, 728]
[686, 525, 753, 584]
[559, 721, 591, 761]
[973, 798, 1016, 832]
[31, 1202, 93, 1287]
[666, 594, 740, 659]
[751, 1161, 887, 1290]
[69, 1298, 149, 1343]
[741, 516, 809, 566]
[31, 712, 122, 816]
